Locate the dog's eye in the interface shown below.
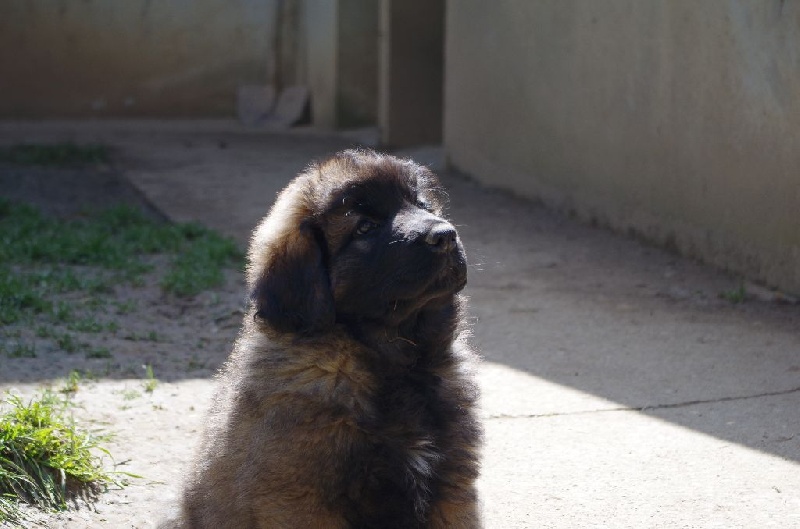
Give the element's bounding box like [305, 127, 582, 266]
[355, 219, 380, 236]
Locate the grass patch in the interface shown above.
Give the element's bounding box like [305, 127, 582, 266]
[67, 317, 105, 334]
[141, 365, 158, 393]
[0, 199, 243, 328]
[59, 371, 83, 394]
[56, 333, 80, 354]
[161, 223, 242, 296]
[120, 389, 141, 401]
[85, 347, 111, 360]
[720, 282, 747, 304]
[0, 391, 122, 522]
[0, 143, 109, 168]
[3, 341, 36, 359]
[113, 301, 137, 315]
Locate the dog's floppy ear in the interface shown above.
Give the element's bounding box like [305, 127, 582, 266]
[247, 178, 334, 334]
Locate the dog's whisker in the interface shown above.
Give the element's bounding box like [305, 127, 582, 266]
[392, 335, 418, 346]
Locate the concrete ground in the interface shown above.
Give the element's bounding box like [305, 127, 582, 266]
[2, 121, 799, 528]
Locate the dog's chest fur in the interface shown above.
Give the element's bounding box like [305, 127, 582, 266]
[342, 360, 452, 528]
[267, 330, 463, 528]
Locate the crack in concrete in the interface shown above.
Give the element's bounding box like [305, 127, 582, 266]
[486, 385, 800, 420]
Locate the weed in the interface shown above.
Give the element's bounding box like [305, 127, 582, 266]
[51, 302, 73, 324]
[187, 356, 206, 371]
[68, 317, 105, 334]
[0, 269, 52, 325]
[0, 143, 109, 167]
[60, 371, 82, 394]
[162, 225, 242, 296]
[83, 297, 107, 311]
[0, 391, 121, 518]
[721, 282, 747, 304]
[4, 341, 36, 359]
[123, 331, 160, 342]
[35, 326, 54, 339]
[56, 333, 80, 354]
[141, 365, 158, 393]
[120, 389, 141, 401]
[113, 301, 137, 315]
[85, 347, 111, 359]
[0, 494, 28, 526]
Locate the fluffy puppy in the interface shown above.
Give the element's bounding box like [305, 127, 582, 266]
[179, 150, 482, 528]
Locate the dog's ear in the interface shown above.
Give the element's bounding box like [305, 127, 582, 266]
[247, 179, 335, 334]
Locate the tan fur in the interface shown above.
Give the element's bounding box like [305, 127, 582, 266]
[175, 151, 482, 528]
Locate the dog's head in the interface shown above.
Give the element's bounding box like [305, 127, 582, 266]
[247, 150, 467, 335]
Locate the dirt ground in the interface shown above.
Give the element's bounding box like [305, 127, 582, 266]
[1, 164, 247, 528]
[1, 121, 799, 528]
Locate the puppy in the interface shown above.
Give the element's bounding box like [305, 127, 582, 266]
[179, 150, 482, 528]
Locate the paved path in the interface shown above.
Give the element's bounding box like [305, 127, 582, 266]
[2, 120, 799, 528]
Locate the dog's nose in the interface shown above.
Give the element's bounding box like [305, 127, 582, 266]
[425, 223, 458, 253]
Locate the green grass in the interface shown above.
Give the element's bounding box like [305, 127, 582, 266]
[141, 365, 158, 393]
[0, 391, 122, 522]
[59, 371, 83, 394]
[0, 198, 243, 328]
[120, 389, 141, 401]
[85, 347, 111, 359]
[720, 282, 747, 304]
[67, 317, 105, 334]
[113, 301, 137, 315]
[161, 223, 242, 296]
[3, 341, 36, 359]
[0, 143, 109, 167]
[56, 333, 80, 354]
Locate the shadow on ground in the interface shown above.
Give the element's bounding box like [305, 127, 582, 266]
[441, 172, 800, 464]
[2, 126, 798, 469]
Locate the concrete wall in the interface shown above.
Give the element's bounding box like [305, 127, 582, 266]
[444, 0, 800, 294]
[378, 0, 445, 148]
[0, 1, 282, 117]
[0, 0, 378, 125]
[305, 0, 379, 128]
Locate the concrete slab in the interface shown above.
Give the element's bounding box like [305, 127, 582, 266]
[482, 404, 800, 528]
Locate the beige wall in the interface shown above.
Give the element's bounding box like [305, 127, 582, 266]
[1, 0, 378, 125]
[445, 0, 800, 294]
[0, 1, 280, 117]
[378, 0, 444, 148]
[305, 0, 378, 128]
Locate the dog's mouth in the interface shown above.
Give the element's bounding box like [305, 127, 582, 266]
[390, 249, 467, 309]
[431, 257, 468, 294]
[332, 234, 468, 325]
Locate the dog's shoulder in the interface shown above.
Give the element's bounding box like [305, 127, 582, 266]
[217, 320, 380, 418]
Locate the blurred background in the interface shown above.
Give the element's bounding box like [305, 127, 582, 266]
[2, 0, 798, 297]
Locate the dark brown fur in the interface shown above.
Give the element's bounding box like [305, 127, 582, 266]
[178, 150, 482, 528]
